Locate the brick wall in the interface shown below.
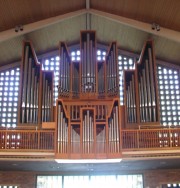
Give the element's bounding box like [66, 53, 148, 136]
[0, 171, 36, 188]
[0, 169, 180, 188]
[143, 169, 180, 188]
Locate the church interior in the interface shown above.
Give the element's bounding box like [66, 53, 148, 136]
[0, 0, 180, 187]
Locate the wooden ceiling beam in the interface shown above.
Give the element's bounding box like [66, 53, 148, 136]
[89, 9, 180, 43]
[1, 8, 179, 44]
[0, 9, 86, 43]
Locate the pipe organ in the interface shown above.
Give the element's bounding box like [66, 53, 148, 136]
[124, 40, 160, 127]
[17, 31, 161, 160]
[56, 31, 121, 159]
[18, 41, 54, 126]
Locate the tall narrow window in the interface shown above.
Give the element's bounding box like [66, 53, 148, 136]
[0, 67, 20, 127]
[157, 65, 180, 126]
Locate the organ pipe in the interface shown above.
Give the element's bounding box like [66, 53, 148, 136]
[18, 41, 54, 127]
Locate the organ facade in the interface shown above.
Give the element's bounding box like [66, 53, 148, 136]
[16, 30, 161, 160]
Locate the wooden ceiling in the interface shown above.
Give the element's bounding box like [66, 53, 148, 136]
[91, 0, 180, 31]
[0, 0, 179, 66]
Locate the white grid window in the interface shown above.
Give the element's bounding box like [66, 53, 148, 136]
[71, 48, 107, 62]
[71, 50, 81, 62]
[42, 56, 60, 104]
[118, 55, 135, 105]
[157, 65, 180, 126]
[0, 67, 20, 128]
[97, 49, 106, 61]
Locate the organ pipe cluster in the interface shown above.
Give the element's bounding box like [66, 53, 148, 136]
[81, 32, 96, 93]
[56, 99, 121, 157]
[124, 71, 137, 123]
[57, 31, 119, 99]
[19, 43, 41, 124]
[58, 42, 71, 98]
[97, 61, 105, 97]
[41, 71, 53, 122]
[56, 31, 121, 159]
[57, 102, 68, 154]
[124, 41, 159, 126]
[108, 104, 120, 153]
[137, 47, 157, 123]
[18, 41, 54, 126]
[106, 42, 119, 96]
[82, 109, 94, 153]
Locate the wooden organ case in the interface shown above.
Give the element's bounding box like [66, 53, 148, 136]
[56, 31, 121, 160]
[17, 34, 160, 159]
[18, 41, 54, 127]
[124, 40, 160, 128]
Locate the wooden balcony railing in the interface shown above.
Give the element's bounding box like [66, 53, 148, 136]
[122, 128, 180, 150]
[0, 128, 180, 153]
[0, 129, 55, 151]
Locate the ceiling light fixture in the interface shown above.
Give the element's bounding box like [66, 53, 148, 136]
[55, 158, 122, 164]
[151, 23, 160, 31]
[14, 25, 24, 32]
